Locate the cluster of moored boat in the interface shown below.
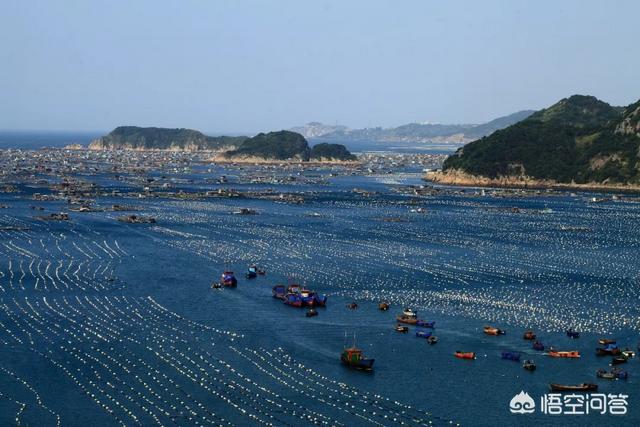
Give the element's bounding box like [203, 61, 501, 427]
[211, 273, 637, 386]
[272, 283, 327, 316]
[455, 325, 636, 391]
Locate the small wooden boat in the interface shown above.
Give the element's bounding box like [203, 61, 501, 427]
[501, 351, 521, 361]
[396, 315, 418, 325]
[598, 338, 616, 346]
[378, 302, 390, 311]
[621, 349, 635, 358]
[532, 341, 545, 351]
[596, 345, 620, 356]
[415, 330, 432, 339]
[611, 355, 628, 365]
[523, 330, 536, 340]
[483, 326, 505, 336]
[596, 369, 616, 380]
[394, 325, 409, 333]
[427, 336, 438, 345]
[306, 308, 318, 317]
[522, 360, 536, 371]
[550, 383, 597, 392]
[341, 347, 374, 371]
[548, 350, 580, 358]
[454, 351, 476, 360]
[566, 329, 580, 339]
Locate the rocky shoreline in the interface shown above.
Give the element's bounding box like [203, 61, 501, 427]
[426, 169, 640, 193]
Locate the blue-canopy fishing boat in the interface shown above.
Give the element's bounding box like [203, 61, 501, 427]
[272, 284, 286, 299]
[246, 265, 258, 279]
[220, 271, 237, 287]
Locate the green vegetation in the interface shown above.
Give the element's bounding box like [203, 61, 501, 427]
[222, 131, 356, 161]
[310, 143, 357, 161]
[223, 131, 310, 160]
[443, 95, 640, 184]
[90, 126, 247, 150]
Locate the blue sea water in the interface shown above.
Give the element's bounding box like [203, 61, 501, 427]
[0, 152, 638, 426]
[0, 131, 103, 149]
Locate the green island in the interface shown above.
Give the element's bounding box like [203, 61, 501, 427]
[218, 130, 356, 162]
[430, 95, 640, 189]
[89, 126, 247, 151]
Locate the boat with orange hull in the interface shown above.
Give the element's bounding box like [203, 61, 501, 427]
[454, 351, 476, 360]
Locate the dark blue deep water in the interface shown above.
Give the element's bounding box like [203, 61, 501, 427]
[0, 165, 638, 426]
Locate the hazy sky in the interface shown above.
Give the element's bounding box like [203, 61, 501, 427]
[2, 0, 639, 133]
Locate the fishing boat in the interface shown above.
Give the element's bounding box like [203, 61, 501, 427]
[427, 336, 438, 345]
[312, 293, 328, 307]
[245, 265, 258, 279]
[454, 351, 476, 360]
[220, 271, 237, 287]
[611, 355, 628, 365]
[211, 282, 222, 289]
[522, 360, 536, 371]
[378, 302, 390, 311]
[621, 349, 635, 358]
[306, 308, 318, 317]
[396, 315, 418, 325]
[596, 344, 620, 356]
[501, 351, 521, 362]
[598, 338, 616, 346]
[284, 292, 303, 307]
[548, 350, 580, 358]
[596, 369, 616, 380]
[611, 368, 629, 380]
[415, 330, 432, 339]
[523, 330, 536, 340]
[483, 326, 506, 336]
[566, 329, 580, 339]
[532, 341, 545, 351]
[549, 383, 597, 392]
[346, 302, 358, 310]
[395, 325, 409, 333]
[341, 347, 374, 371]
[402, 308, 418, 318]
[272, 284, 286, 299]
